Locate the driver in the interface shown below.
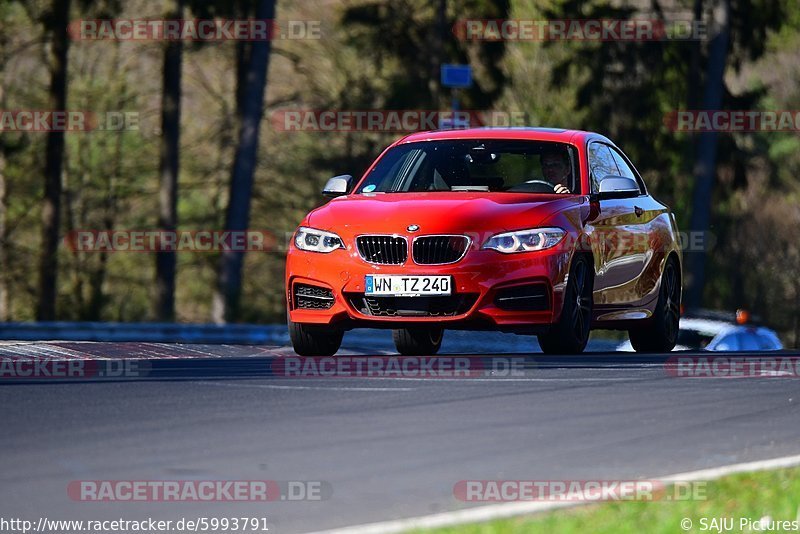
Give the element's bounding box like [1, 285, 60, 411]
[540, 150, 572, 194]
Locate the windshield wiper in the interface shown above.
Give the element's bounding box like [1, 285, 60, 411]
[450, 185, 490, 192]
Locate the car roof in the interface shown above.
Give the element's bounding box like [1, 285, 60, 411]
[679, 318, 737, 336]
[396, 127, 609, 146]
[680, 317, 779, 338]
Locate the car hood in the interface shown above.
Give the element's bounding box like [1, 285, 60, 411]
[306, 192, 585, 235]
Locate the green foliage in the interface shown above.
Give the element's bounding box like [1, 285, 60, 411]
[1, 0, 799, 343]
[340, 0, 509, 110]
[421, 466, 800, 534]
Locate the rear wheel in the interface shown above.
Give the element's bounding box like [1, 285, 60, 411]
[288, 316, 344, 356]
[393, 326, 444, 355]
[538, 254, 593, 354]
[629, 257, 681, 353]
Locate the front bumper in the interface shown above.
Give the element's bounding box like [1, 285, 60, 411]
[286, 244, 573, 332]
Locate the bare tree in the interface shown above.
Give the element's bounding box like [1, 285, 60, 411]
[0, 30, 7, 321]
[212, 0, 276, 323]
[155, 0, 185, 321]
[684, 0, 731, 310]
[36, 0, 71, 320]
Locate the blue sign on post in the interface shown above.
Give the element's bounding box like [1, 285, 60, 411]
[440, 64, 473, 88]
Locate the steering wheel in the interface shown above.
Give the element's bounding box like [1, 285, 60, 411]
[506, 179, 556, 193]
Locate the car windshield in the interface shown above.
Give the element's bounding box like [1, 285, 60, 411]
[356, 140, 579, 194]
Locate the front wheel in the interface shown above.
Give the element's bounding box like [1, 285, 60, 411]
[393, 326, 444, 355]
[288, 316, 344, 356]
[538, 254, 593, 354]
[628, 257, 681, 353]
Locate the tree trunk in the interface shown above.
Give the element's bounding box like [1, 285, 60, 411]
[0, 26, 8, 321]
[155, 0, 184, 321]
[684, 0, 730, 311]
[37, 0, 71, 320]
[795, 279, 800, 349]
[681, 0, 703, 184]
[212, 0, 276, 323]
[235, 40, 251, 120]
[428, 0, 446, 108]
[687, 0, 703, 111]
[0, 133, 7, 322]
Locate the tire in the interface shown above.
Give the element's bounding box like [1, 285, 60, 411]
[392, 326, 444, 355]
[537, 254, 593, 354]
[628, 256, 681, 353]
[288, 316, 344, 356]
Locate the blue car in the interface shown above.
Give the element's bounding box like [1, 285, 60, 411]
[618, 310, 783, 351]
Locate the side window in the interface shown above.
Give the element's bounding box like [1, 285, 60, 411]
[587, 142, 620, 193]
[609, 147, 644, 194]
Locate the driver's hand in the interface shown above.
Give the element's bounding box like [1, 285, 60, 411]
[554, 184, 571, 194]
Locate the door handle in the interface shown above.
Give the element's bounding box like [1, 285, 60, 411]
[634, 206, 643, 217]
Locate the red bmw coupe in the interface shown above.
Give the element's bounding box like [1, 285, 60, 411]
[286, 128, 682, 355]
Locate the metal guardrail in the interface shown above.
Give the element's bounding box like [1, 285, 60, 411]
[0, 322, 288, 344]
[0, 322, 619, 352]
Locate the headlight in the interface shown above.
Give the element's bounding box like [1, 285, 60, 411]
[294, 226, 344, 253]
[482, 227, 566, 253]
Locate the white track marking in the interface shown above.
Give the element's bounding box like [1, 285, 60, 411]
[309, 453, 800, 534]
[360, 377, 645, 382]
[194, 381, 415, 392]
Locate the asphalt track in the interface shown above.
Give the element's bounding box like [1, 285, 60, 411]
[1, 334, 799, 534]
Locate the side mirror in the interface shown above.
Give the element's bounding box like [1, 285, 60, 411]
[322, 175, 353, 198]
[592, 175, 640, 200]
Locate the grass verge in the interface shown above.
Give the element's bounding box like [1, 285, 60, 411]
[422, 466, 800, 534]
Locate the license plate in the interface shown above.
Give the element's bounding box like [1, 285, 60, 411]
[365, 275, 451, 296]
